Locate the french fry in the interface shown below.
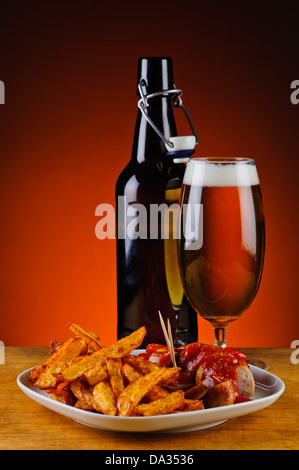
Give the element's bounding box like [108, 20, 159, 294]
[122, 362, 142, 383]
[49, 338, 63, 355]
[34, 338, 88, 389]
[83, 363, 108, 386]
[30, 339, 67, 383]
[49, 387, 76, 406]
[56, 381, 69, 391]
[30, 364, 46, 383]
[65, 356, 84, 367]
[62, 327, 146, 381]
[30, 338, 74, 383]
[67, 322, 104, 350]
[123, 354, 160, 375]
[74, 400, 94, 411]
[106, 358, 125, 399]
[122, 363, 170, 402]
[62, 351, 106, 381]
[93, 380, 117, 416]
[70, 380, 97, 410]
[177, 399, 204, 412]
[134, 390, 185, 416]
[101, 327, 146, 358]
[117, 367, 180, 417]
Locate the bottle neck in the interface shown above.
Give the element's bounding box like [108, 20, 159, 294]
[131, 95, 177, 163]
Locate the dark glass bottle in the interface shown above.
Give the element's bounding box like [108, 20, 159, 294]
[116, 57, 198, 346]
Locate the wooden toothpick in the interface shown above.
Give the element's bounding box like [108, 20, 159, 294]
[158, 311, 177, 367]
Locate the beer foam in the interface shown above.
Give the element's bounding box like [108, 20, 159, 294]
[183, 159, 260, 187]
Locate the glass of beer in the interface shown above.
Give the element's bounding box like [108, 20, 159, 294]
[178, 157, 265, 350]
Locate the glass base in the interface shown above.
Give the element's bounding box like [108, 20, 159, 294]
[214, 327, 226, 348]
[213, 326, 267, 369]
[246, 358, 267, 370]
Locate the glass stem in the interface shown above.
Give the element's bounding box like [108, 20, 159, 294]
[214, 327, 226, 348]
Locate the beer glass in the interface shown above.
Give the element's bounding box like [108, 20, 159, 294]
[178, 157, 265, 357]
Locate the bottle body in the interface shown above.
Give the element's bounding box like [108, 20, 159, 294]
[116, 58, 198, 346]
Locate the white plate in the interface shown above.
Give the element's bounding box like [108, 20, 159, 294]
[17, 350, 285, 433]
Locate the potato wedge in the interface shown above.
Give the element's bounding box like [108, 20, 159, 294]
[67, 322, 104, 350]
[122, 362, 142, 383]
[93, 380, 117, 416]
[49, 387, 76, 406]
[122, 363, 170, 402]
[30, 338, 73, 383]
[106, 358, 125, 399]
[134, 390, 185, 416]
[117, 367, 180, 417]
[177, 399, 204, 412]
[62, 327, 146, 381]
[83, 363, 108, 386]
[49, 338, 63, 355]
[123, 353, 160, 375]
[101, 327, 146, 358]
[62, 351, 106, 381]
[74, 400, 94, 411]
[70, 380, 97, 410]
[34, 338, 88, 389]
[30, 364, 46, 384]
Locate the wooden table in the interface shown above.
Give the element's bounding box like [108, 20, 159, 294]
[1, 347, 298, 450]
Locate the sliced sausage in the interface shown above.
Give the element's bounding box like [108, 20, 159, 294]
[236, 364, 255, 398]
[204, 380, 235, 408]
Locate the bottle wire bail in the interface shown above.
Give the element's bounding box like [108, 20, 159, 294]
[137, 80, 198, 160]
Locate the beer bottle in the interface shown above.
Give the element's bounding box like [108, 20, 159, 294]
[116, 57, 198, 346]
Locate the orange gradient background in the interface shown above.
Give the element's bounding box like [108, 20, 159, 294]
[0, 1, 298, 347]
